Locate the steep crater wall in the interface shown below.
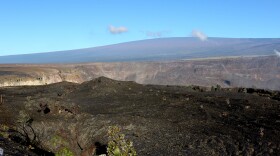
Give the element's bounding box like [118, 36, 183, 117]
[0, 56, 280, 90]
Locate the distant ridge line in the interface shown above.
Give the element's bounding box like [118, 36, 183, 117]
[0, 37, 280, 64]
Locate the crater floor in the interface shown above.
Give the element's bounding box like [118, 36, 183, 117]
[0, 77, 279, 155]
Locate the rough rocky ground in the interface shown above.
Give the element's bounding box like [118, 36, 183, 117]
[0, 77, 279, 155]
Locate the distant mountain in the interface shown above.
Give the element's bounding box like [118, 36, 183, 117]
[1, 37, 280, 63]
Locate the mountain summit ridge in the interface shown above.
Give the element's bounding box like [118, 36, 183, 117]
[1, 37, 280, 64]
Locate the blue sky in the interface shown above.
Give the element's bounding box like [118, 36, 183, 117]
[0, 0, 279, 56]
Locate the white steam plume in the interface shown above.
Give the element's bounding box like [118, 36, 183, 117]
[191, 30, 208, 41]
[274, 49, 280, 57]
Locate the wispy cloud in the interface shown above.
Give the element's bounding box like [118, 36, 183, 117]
[274, 49, 280, 57]
[108, 25, 128, 34]
[191, 30, 208, 41]
[144, 30, 170, 38]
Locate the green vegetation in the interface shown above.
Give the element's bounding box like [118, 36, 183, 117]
[0, 124, 9, 138]
[17, 110, 32, 124]
[216, 84, 221, 91]
[55, 147, 74, 156]
[107, 126, 137, 156]
[50, 135, 68, 147]
[211, 84, 222, 91]
[211, 86, 215, 91]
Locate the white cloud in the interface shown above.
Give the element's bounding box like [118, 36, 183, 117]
[191, 30, 208, 41]
[139, 30, 170, 38]
[274, 49, 280, 57]
[146, 31, 163, 38]
[108, 25, 128, 34]
[145, 31, 170, 38]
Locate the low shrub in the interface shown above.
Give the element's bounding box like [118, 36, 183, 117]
[107, 126, 136, 156]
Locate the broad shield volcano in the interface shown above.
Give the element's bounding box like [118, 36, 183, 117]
[1, 37, 280, 63]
